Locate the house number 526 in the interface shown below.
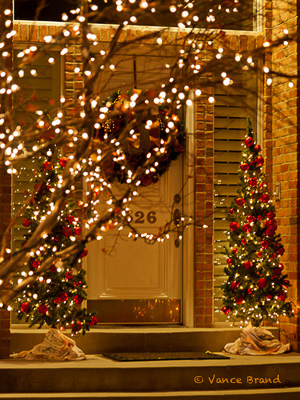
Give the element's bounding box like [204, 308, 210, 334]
[134, 211, 157, 224]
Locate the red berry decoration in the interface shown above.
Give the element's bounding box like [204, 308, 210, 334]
[243, 261, 253, 270]
[89, 316, 98, 326]
[266, 294, 272, 300]
[66, 215, 75, 224]
[43, 161, 52, 170]
[231, 281, 240, 290]
[278, 293, 287, 301]
[257, 251, 263, 258]
[255, 156, 264, 167]
[254, 144, 261, 152]
[31, 259, 40, 269]
[235, 197, 245, 206]
[230, 222, 239, 232]
[72, 320, 82, 332]
[59, 157, 68, 167]
[240, 162, 249, 171]
[265, 224, 277, 237]
[221, 306, 231, 315]
[257, 278, 267, 289]
[241, 239, 247, 245]
[235, 295, 244, 304]
[245, 136, 254, 147]
[242, 223, 251, 232]
[65, 271, 73, 281]
[74, 226, 82, 235]
[79, 248, 88, 258]
[62, 226, 72, 237]
[276, 247, 285, 256]
[57, 292, 69, 303]
[260, 193, 270, 203]
[21, 302, 30, 313]
[248, 178, 257, 187]
[38, 304, 48, 314]
[229, 208, 235, 214]
[260, 239, 269, 249]
[246, 215, 255, 223]
[227, 258, 233, 265]
[267, 212, 275, 220]
[74, 295, 83, 305]
[21, 217, 31, 227]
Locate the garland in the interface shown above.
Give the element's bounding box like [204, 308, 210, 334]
[95, 90, 185, 186]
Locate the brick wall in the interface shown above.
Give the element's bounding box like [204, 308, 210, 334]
[0, 167, 11, 359]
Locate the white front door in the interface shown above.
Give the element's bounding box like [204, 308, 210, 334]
[86, 155, 183, 323]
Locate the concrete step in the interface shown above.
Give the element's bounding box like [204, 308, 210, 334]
[10, 326, 280, 354]
[1, 354, 300, 393]
[1, 388, 300, 400]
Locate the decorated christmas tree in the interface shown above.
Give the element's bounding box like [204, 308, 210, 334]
[221, 119, 294, 327]
[13, 150, 97, 334]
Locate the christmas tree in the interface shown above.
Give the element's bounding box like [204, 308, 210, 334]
[221, 119, 293, 327]
[13, 150, 97, 334]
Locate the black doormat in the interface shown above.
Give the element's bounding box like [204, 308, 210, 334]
[103, 352, 230, 361]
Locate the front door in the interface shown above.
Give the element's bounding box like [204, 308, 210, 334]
[86, 155, 183, 324]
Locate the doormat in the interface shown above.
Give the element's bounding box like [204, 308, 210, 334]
[103, 352, 230, 361]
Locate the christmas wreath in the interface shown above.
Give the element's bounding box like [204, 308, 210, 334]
[95, 90, 185, 186]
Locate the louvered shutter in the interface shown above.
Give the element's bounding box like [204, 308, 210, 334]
[213, 77, 257, 323]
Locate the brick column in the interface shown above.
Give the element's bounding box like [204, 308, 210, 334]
[270, 0, 300, 350]
[194, 94, 214, 327]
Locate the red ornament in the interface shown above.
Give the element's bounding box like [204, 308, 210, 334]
[58, 292, 69, 303]
[265, 224, 277, 237]
[278, 293, 287, 301]
[66, 215, 75, 224]
[235, 198, 245, 207]
[235, 295, 244, 304]
[240, 162, 249, 171]
[74, 226, 82, 235]
[231, 281, 240, 290]
[250, 160, 256, 168]
[274, 268, 282, 276]
[229, 208, 235, 214]
[278, 263, 284, 271]
[89, 316, 98, 326]
[38, 304, 48, 314]
[79, 248, 88, 258]
[276, 247, 285, 256]
[257, 278, 267, 289]
[43, 161, 52, 171]
[31, 259, 40, 269]
[21, 302, 30, 313]
[254, 144, 261, 152]
[230, 222, 239, 232]
[255, 156, 264, 167]
[74, 295, 83, 305]
[243, 261, 253, 270]
[257, 251, 263, 258]
[221, 306, 231, 315]
[245, 136, 254, 147]
[65, 272, 73, 281]
[241, 239, 247, 245]
[62, 226, 72, 237]
[248, 178, 257, 187]
[266, 294, 272, 300]
[72, 320, 82, 332]
[260, 193, 270, 203]
[266, 212, 275, 220]
[242, 223, 251, 232]
[260, 239, 269, 249]
[232, 248, 238, 254]
[21, 217, 31, 227]
[227, 258, 233, 265]
[59, 157, 68, 167]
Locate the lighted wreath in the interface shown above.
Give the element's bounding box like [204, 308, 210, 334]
[95, 90, 185, 186]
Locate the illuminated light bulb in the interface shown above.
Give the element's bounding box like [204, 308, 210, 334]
[186, 99, 193, 107]
[130, 16, 137, 22]
[157, 37, 163, 45]
[208, 96, 215, 103]
[267, 78, 272, 86]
